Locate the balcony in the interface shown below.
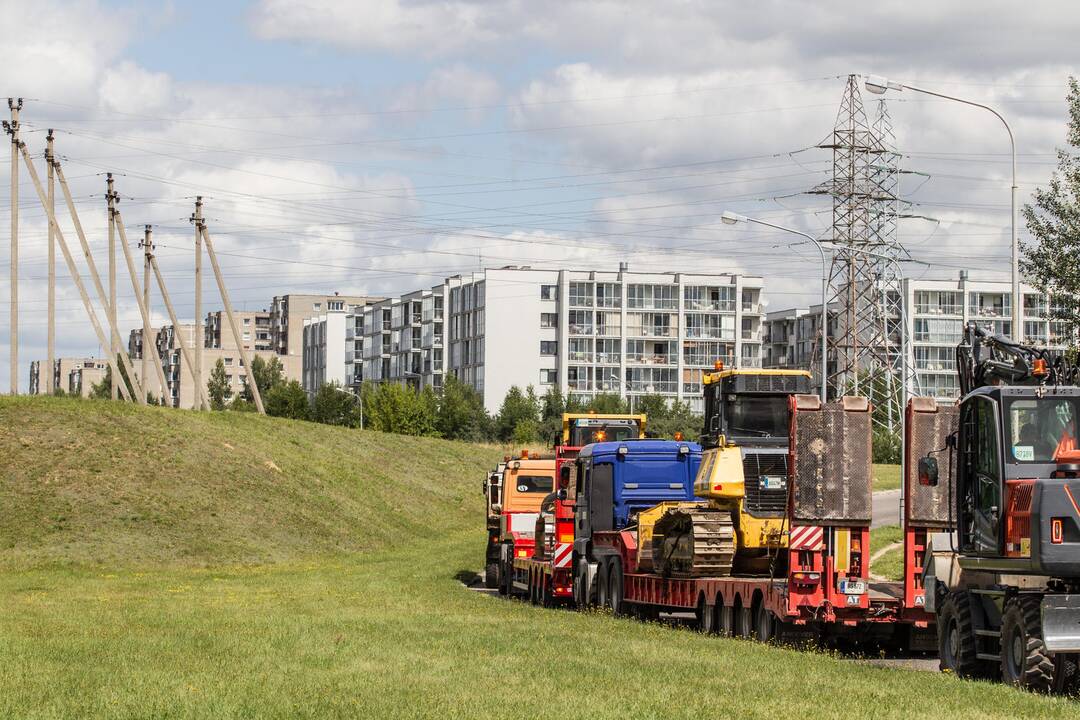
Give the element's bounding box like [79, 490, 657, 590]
[741, 302, 761, 314]
[627, 354, 675, 366]
[569, 324, 594, 336]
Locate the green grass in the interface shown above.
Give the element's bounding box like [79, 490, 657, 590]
[870, 525, 904, 582]
[1, 398, 1077, 718]
[873, 463, 901, 492]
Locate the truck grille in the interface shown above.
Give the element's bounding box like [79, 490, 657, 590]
[742, 452, 789, 516]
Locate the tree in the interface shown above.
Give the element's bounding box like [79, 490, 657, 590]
[264, 380, 310, 420]
[539, 386, 566, 444]
[245, 355, 284, 401]
[207, 358, 232, 410]
[364, 383, 439, 436]
[89, 354, 135, 400]
[1022, 77, 1080, 348]
[311, 382, 361, 427]
[512, 418, 540, 446]
[587, 392, 627, 415]
[633, 393, 670, 422]
[495, 385, 541, 442]
[436, 375, 490, 441]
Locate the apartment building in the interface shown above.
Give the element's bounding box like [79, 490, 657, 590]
[270, 293, 381, 379]
[205, 310, 272, 353]
[326, 265, 764, 414]
[28, 357, 109, 397]
[762, 275, 1068, 400]
[302, 310, 350, 395]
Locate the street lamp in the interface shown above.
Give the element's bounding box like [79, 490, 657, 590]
[330, 383, 364, 430]
[721, 211, 829, 401]
[864, 75, 1022, 343]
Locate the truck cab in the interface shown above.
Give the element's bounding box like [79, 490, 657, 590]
[495, 455, 556, 595]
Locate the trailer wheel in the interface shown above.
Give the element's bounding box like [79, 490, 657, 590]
[542, 576, 555, 608]
[754, 603, 776, 643]
[484, 562, 498, 590]
[938, 591, 983, 679]
[701, 597, 719, 636]
[608, 559, 626, 617]
[718, 600, 734, 638]
[597, 559, 611, 610]
[1000, 595, 1057, 692]
[734, 597, 752, 639]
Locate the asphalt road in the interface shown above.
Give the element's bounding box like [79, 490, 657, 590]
[872, 489, 901, 528]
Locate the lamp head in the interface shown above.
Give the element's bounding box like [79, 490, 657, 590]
[864, 74, 901, 95]
[720, 210, 746, 225]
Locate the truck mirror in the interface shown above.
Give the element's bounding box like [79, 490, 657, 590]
[557, 489, 567, 502]
[918, 456, 939, 487]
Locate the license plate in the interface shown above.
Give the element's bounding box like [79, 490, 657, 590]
[761, 475, 786, 490]
[839, 580, 865, 595]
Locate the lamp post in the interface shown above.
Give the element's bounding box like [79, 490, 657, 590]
[721, 211, 829, 401]
[864, 75, 1021, 343]
[330, 383, 364, 430]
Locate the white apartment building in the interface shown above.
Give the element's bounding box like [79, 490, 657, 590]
[325, 265, 764, 414]
[302, 310, 350, 395]
[762, 274, 1069, 401]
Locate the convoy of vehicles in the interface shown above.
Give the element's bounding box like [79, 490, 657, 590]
[480, 333, 1080, 694]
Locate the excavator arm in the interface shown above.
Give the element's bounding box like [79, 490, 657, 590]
[956, 321, 1077, 396]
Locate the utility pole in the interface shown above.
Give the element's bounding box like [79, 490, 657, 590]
[200, 220, 266, 414]
[107, 173, 118, 399]
[5, 98, 21, 394]
[113, 204, 169, 404]
[17, 141, 130, 401]
[54, 158, 145, 403]
[192, 197, 204, 410]
[145, 226, 211, 411]
[142, 225, 152, 401]
[46, 130, 55, 394]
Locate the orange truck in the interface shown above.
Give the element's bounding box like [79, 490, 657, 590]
[484, 452, 557, 594]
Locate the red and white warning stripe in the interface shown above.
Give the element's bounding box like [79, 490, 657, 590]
[553, 542, 573, 568]
[789, 525, 824, 550]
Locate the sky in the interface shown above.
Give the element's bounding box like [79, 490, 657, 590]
[0, 0, 1078, 391]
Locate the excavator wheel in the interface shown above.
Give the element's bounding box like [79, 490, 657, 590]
[938, 591, 986, 679]
[1000, 595, 1057, 692]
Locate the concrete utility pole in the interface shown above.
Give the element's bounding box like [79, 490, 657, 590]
[146, 226, 212, 411]
[17, 141, 131, 401]
[54, 160, 146, 403]
[200, 222, 265, 414]
[46, 130, 55, 394]
[142, 225, 152, 400]
[192, 197, 204, 410]
[114, 207, 169, 404]
[5, 98, 21, 394]
[107, 173, 118, 399]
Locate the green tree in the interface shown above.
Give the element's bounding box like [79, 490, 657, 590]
[587, 392, 627, 415]
[264, 380, 310, 420]
[633, 393, 670, 422]
[365, 383, 439, 436]
[539, 386, 566, 445]
[436, 375, 490, 440]
[1021, 77, 1080, 348]
[495, 385, 541, 442]
[512, 418, 540, 446]
[89, 355, 135, 400]
[245, 355, 284, 401]
[207, 358, 232, 410]
[311, 382, 361, 427]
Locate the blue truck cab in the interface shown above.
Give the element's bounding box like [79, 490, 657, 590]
[571, 439, 701, 557]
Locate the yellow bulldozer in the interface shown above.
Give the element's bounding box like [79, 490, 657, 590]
[648, 367, 813, 576]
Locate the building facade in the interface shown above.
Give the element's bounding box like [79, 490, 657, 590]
[321, 266, 764, 414]
[28, 357, 109, 397]
[270, 293, 380, 379]
[302, 310, 350, 395]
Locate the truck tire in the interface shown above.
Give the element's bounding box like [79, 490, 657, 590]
[597, 559, 611, 610]
[735, 599, 753, 640]
[718, 601, 734, 638]
[574, 563, 589, 609]
[700, 595, 718, 635]
[1000, 595, 1057, 692]
[755, 603, 776, 643]
[484, 562, 498, 589]
[608, 559, 626, 616]
[499, 545, 514, 597]
[938, 591, 983, 679]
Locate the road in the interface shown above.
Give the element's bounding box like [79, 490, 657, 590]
[872, 489, 900, 528]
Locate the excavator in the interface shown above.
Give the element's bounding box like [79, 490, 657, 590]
[649, 365, 812, 576]
[921, 322, 1080, 691]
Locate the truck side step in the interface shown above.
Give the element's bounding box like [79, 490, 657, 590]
[975, 629, 1001, 638]
[976, 652, 1001, 661]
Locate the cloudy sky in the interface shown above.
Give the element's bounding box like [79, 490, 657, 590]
[1, 0, 1078, 390]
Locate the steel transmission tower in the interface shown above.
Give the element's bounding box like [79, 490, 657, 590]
[811, 75, 909, 432]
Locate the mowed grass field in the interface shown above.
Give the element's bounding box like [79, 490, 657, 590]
[1, 397, 1076, 719]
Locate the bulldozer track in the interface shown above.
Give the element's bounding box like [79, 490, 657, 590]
[653, 508, 735, 578]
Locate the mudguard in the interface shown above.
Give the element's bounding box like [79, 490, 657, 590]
[1041, 594, 1080, 652]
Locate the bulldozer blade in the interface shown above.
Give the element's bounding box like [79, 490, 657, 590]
[1041, 595, 1080, 652]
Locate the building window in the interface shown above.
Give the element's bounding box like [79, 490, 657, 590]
[540, 313, 558, 328]
[243, 318, 251, 325]
[568, 310, 593, 335]
[540, 369, 557, 385]
[540, 340, 558, 356]
[224, 357, 234, 366]
[540, 285, 558, 301]
[329, 300, 344, 311]
[569, 282, 593, 307]
[314, 303, 322, 312]
[596, 283, 621, 308]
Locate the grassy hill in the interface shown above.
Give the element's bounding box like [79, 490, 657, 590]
[0, 397, 1076, 719]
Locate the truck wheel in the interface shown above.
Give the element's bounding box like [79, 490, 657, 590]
[574, 563, 589, 609]
[498, 548, 512, 597]
[938, 591, 982, 678]
[700, 596, 718, 635]
[542, 577, 555, 608]
[484, 562, 498, 590]
[1001, 595, 1056, 692]
[597, 559, 611, 610]
[719, 602, 734, 638]
[755, 604, 776, 643]
[609, 559, 626, 616]
[735, 600, 753, 640]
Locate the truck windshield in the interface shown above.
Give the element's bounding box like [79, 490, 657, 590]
[568, 421, 640, 446]
[724, 396, 789, 439]
[1006, 396, 1079, 463]
[512, 475, 554, 493]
